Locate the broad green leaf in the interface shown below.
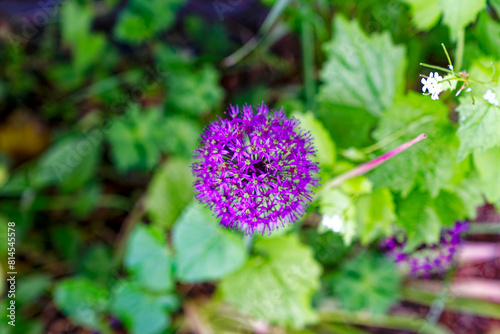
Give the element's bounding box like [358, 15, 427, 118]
[475, 12, 500, 60]
[107, 106, 165, 172]
[124, 225, 173, 292]
[17, 274, 51, 305]
[317, 102, 377, 149]
[370, 93, 459, 197]
[332, 252, 401, 314]
[172, 202, 246, 282]
[114, 11, 156, 42]
[356, 188, 396, 245]
[396, 190, 468, 251]
[401, 0, 441, 31]
[111, 280, 177, 334]
[54, 278, 109, 330]
[60, 2, 106, 70]
[300, 229, 351, 266]
[439, 0, 486, 40]
[396, 191, 442, 250]
[449, 173, 484, 219]
[146, 158, 194, 227]
[474, 147, 500, 203]
[166, 65, 224, 115]
[114, 0, 184, 43]
[292, 111, 336, 168]
[319, 16, 406, 116]
[456, 97, 500, 160]
[163, 116, 202, 159]
[33, 135, 100, 192]
[60, 2, 92, 44]
[219, 235, 321, 329]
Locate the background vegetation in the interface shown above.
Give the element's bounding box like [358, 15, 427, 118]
[1, 0, 500, 333]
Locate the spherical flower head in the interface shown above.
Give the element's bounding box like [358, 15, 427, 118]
[380, 221, 469, 277]
[192, 103, 320, 235]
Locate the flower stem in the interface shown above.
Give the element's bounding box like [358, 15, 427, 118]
[455, 29, 465, 71]
[441, 43, 453, 72]
[420, 63, 453, 74]
[361, 116, 434, 154]
[466, 222, 500, 235]
[301, 19, 316, 111]
[320, 133, 427, 194]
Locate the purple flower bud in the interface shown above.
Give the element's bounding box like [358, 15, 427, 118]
[192, 103, 320, 235]
[380, 221, 469, 277]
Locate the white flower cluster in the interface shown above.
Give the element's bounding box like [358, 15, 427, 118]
[321, 214, 343, 233]
[421, 72, 444, 100]
[483, 89, 499, 106]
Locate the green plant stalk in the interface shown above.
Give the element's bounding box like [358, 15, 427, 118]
[320, 133, 427, 194]
[466, 222, 500, 235]
[319, 310, 451, 334]
[420, 63, 453, 74]
[402, 287, 500, 320]
[301, 19, 315, 111]
[441, 43, 453, 71]
[223, 0, 291, 67]
[361, 116, 434, 154]
[455, 29, 465, 71]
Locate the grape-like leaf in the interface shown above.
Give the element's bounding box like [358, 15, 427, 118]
[319, 15, 406, 116]
[219, 235, 321, 329]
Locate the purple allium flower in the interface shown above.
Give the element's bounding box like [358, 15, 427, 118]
[380, 221, 469, 277]
[192, 103, 319, 235]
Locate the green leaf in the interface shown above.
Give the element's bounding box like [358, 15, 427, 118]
[396, 190, 468, 251]
[17, 274, 52, 305]
[111, 280, 176, 334]
[300, 229, 351, 266]
[396, 191, 442, 250]
[456, 97, 500, 161]
[54, 277, 109, 330]
[370, 93, 459, 197]
[114, 0, 184, 43]
[163, 116, 202, 159]
[401, 0, 441, 31]
[33, 135, 100, 192]
[475, 12, 500, 60]
[219, 235, 321, 329]
[166, 65, 224, 115]
[172, 202, 247, 282]
[107, 106, 166, 172]
[146, 158, 194, 227]
[317, 102, 377, 149]
[124, 225, 174, 292]
[60, 2, 92, 44]
[60, 2, 106, 70]
[319, 16, 406, 116]
[439, 0, 486, 40]
[449, 172, 484, 220]
[292, 111, 336, 168]
[474, 147, 500, 203]
[332, 252, 401, 314]
[355, 188, 396, 245]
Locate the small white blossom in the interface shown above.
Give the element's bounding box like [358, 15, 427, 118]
[421, 72, 444, 100]
[448, 65, 454, 71]
[466, 87, 471, 92]
[321, 214, 343, 233]
[483, 89, 499, 106]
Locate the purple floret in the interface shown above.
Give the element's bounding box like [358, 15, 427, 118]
[380, 221, 469, 277]
[192, 103, 319, 235]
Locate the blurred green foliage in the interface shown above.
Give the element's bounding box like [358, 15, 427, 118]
[1, 0, 500, 333]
